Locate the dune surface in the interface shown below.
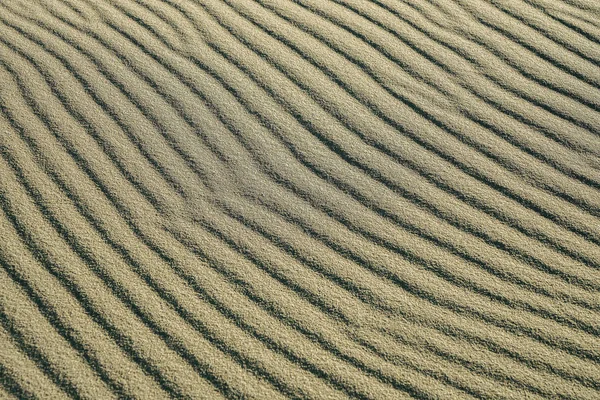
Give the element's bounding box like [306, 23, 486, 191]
[0, 0, 599, 398]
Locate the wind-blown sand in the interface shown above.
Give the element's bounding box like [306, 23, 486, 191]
[0, 0, 599, 398]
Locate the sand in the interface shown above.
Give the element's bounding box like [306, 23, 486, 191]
[0, 0, 598, 398]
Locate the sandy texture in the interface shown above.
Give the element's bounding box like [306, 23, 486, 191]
[0, 0, 599, 398]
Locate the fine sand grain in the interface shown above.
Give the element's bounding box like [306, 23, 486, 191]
[0, 0, 599, 398]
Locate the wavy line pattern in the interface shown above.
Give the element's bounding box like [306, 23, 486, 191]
[0, 0, 598, 398]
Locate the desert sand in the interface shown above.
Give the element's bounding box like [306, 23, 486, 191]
[0, 0, 599, 398]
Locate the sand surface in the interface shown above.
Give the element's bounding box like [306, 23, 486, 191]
[0, 0, 599, 398]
